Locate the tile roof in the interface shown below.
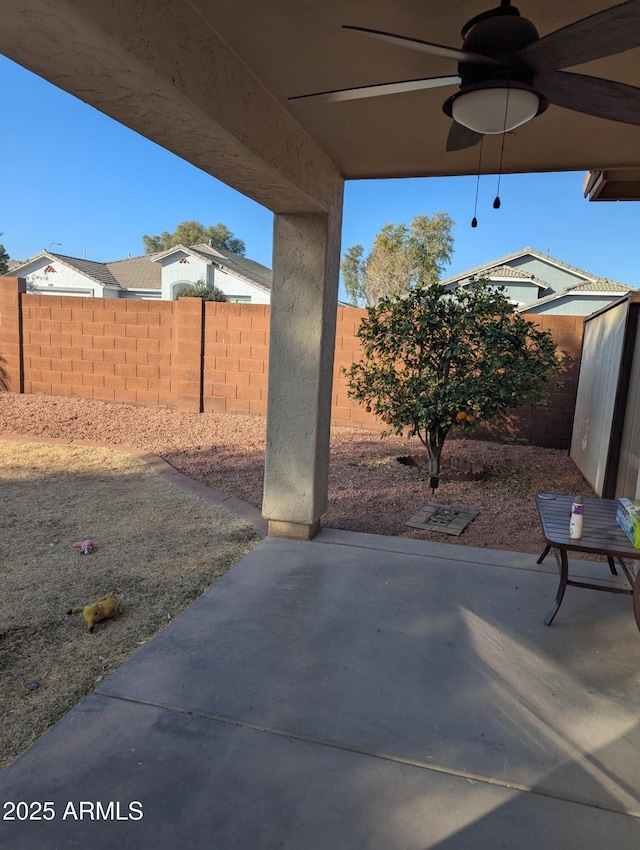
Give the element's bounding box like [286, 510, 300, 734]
[448, 264, 549, 291]
[106, 253, 162, 289]
[517, 280, 637, 311]
[484, 265, 534, 279]
[49, 253, 121, 288]
[9, 252, 122, 288]
[564, 280, 633, 293]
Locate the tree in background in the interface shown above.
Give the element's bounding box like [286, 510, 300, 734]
[341, 212, 454, 306]
[174, 281, 228, 302]
[0, 233, 10, 275]
[143, 220, 246, 256]
[344, 279, 560, 476]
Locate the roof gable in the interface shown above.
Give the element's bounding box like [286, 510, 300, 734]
[444, 263, 548, 292]
[439, 247, 624, 287]
[50, 253, 121, 288]
[8, 252, 120, 289]
[192, 244, 272, 292]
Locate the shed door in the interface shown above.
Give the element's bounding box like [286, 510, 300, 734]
[570, 300, 627, 495]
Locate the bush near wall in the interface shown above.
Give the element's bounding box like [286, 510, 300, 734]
[0, 278, 581, 448]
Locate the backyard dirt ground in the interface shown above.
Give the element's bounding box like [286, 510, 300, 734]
[0, 392, 598, 769]
[0, 391, 595, 554]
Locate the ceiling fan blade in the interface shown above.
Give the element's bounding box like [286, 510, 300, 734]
[521, 1, 640, 71]
[289, 75, 460, 104]
[342, 25, 499, 65]
[446, 121, 483, 151]
[536, 70, 640, 126]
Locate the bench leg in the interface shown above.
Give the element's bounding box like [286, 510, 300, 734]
[607, 556, 618, 576]
[536, 545, 551, 565]
[634, 573, 640, 634]
[544, 549, 568, 626]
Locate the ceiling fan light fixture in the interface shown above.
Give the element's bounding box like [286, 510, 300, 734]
[448, 86, 540, 134]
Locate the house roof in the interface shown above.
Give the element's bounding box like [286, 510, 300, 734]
[565, 280, 635, 294]
[10, 244, 274, 295]
[106, 253, 162, 289]
[50, 253, 121, 288]
[196, 245, 272, 293]
[440, 247, 628, 288]
[481, 266, 532, 279]
[517, 279, 637, 312]
[9, 252, 122, 289]
[445, 263, 549, 292]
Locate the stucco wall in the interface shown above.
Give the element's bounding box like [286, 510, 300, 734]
[211, 267, 270, 303]
[509, 256, 588, 289]
[15, 258, 99, 297]
[499, 280, 545, 305]
[0, 278, 582, 447]
[524, 294, 618, 316]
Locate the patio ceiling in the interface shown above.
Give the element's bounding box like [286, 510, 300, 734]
[3, 1, 640, 196]
[200, 0, 640, 181]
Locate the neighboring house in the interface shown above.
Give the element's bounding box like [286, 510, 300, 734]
[4, 243, 273, 302]
[440, 247, 636, 316]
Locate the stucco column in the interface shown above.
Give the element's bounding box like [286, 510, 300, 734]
[263, 207, 343, 540]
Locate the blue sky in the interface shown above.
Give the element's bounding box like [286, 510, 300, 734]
[2, 54, 639, 300]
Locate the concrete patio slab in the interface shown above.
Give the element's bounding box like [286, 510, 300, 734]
[2, 531, 640, 848]
[2, 692, 639, 850]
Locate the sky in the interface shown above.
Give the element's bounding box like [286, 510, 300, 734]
[2, 54, 640, 301]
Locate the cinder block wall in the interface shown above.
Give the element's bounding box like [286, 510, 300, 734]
[0, 277, 25, 393]
[0, 278, 582, 448]
[202, 302, 269, 415]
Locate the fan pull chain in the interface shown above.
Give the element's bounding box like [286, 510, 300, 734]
[494, 84, 511, 209]
[471, 135, 484, 228]
[494, 136, 505, 209]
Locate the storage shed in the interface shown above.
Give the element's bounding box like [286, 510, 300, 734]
[570, 294, 640, 499]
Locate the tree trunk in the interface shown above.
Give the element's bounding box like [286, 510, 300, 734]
[427, 432, 443, 476]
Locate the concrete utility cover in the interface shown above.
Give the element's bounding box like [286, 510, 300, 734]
[405, 503, 478, 536]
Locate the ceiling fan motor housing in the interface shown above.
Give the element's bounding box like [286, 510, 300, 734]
[460, 14, 539, 86]
[444, 12, 549, 127]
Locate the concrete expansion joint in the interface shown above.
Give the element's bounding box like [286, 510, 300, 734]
[94, 691, 637, 819]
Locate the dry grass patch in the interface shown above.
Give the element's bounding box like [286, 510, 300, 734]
[0, 441, 262, 770]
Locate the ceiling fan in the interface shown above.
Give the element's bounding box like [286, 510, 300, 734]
[289, 0, 640, 151]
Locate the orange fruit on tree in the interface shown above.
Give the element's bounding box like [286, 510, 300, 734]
[456, 411, 467, 421]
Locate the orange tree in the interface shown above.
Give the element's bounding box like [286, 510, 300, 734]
[344, 279, 560, 476]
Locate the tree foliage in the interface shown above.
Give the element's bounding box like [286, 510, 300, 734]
[174, 281, 229, 302]
[143, 220, 246, 256]
[341, 212, 454, 306]
[344, 279, 561, 475]
[0, 232, 10, 275]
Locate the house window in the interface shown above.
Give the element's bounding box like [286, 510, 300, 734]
[227, 295, 251, 303]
